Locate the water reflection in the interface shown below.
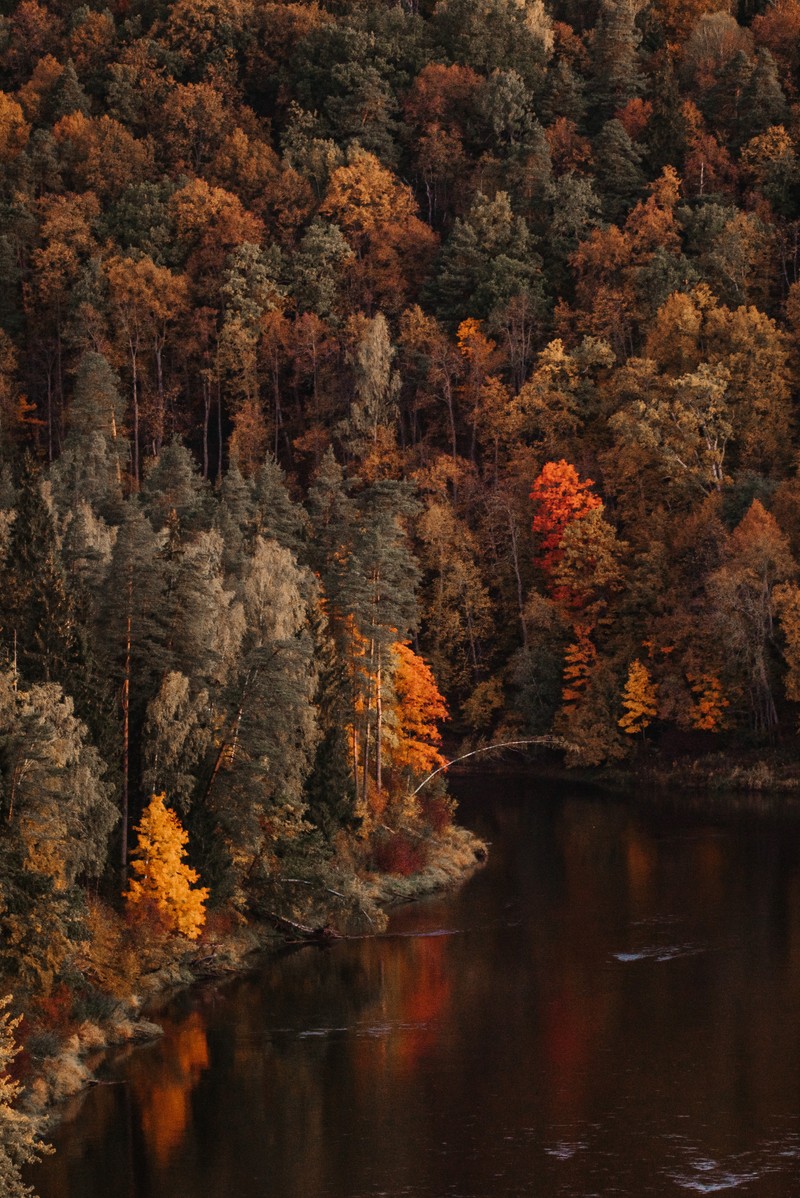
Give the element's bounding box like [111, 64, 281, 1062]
[132, 1012, 209, 1166]
[32, 782, 800, 1197]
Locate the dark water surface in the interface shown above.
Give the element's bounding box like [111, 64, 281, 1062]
[32, 779, 800, 1197]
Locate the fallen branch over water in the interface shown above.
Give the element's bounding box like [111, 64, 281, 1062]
[266, 913, 343, 943]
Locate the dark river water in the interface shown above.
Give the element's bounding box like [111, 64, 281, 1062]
[31, 778, 800, 1197]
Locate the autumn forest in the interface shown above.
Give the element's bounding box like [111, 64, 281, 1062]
[2, 0, 800, 1150]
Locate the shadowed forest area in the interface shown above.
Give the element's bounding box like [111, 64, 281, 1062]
[2, 0, 800, 1169]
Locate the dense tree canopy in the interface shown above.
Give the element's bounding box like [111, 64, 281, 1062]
[2, 0, 800, 1015]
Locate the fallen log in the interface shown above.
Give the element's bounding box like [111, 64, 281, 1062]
[267, 913, 343, 943]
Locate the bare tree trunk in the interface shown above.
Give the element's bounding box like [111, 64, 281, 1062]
[217, 376, 223, 480]
[130, 341, 140, 488]
[121, 578, 132, 872]
[508, 508, 528, 649]
[376, 651, 382, 796]
[362, 701, 372, 807]
[202, 375, 211, 479]
[46, 367, 53, 465]
[154, 337, 165, 455]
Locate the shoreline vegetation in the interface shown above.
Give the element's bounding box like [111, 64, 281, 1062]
[21, 733, 800, 1137]
[17, 820, 487, 1133]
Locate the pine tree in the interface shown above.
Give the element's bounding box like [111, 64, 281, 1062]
[125, 792, 208, 939]
[252, 455, 308, 554]
[141, 439, 210, 534]
[430, 192, 544, 326]
[204, 537, 319, 902]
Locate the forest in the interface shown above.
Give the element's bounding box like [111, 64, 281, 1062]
[1, 0, 800, 1150]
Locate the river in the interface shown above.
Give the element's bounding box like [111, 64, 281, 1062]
[31, 777, 800, 1197]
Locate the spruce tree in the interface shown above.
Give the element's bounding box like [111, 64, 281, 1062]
[0, 456, 77, 689]
[96, 500, 167, 869]
[594, 120, 645, 222]
[50, 351, 126, 524]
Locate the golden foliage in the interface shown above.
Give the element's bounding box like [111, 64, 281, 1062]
[687, 672, 730, 731]
[125, 793, 209, 940]
[561, 624, 596, 708]
[618, 659, 658, 735]
[389, 642, 448, 775]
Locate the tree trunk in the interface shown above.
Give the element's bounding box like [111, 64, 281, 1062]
[120, 576, 132, 873]
[130, 340, 140, 489]
[202, 374, 211, 479]
[376, 651, 382, 796]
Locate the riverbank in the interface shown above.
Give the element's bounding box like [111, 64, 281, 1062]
[18, 822, 487, 1130]
[449, 738, 800, 802]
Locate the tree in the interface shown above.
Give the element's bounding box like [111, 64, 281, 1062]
[618, 659, 658, 734]
[594, 119, 645, 221]
[0, 456, 77, 688]
[96, 501, 167, 869]
[550, 505, 626, 617]
[125, 793, 208, 940]
[0, 994, 51, 1196]
[432, 0, 553, 91]
[50, 351, 126, 523]
[707, 500, 796, 736]
[560, 623, 596, 709]
[775, 585, 800, 737]
[105, 255, 189, 484]
[321, 146, 438, 314]
[0, 671, 117, 991]
[416, 480, 494, 698]
[0, 93, 30, 165]
[204, 537, 319, 903]
[342, 312, 400, 472]
[517, 338, 613, 460]
[388, 643, 448, 779]
[530, 460, 603, 579]
[430, 191, 544, 327]
[608, 362, 733, 500]
[590, 0, 645, 119]
[686, 671, 729, 730]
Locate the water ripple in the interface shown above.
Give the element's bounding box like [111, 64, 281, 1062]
[613, 943, 705, 963]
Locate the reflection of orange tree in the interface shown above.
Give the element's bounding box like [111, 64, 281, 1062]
[352, 936, 453, 1084]
[132, 1011, 210, 1167]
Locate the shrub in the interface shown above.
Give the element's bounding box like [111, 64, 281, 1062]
[371, 832, 428, 876]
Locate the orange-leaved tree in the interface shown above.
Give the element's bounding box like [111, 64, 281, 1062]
[125, 793, 209, 940]
[618, 659, 658, 735]
[686, 672, 729, 731]
[561, 624, 596, 710]
[389, 642, 448, 777]
[530, 460, 603, 579]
